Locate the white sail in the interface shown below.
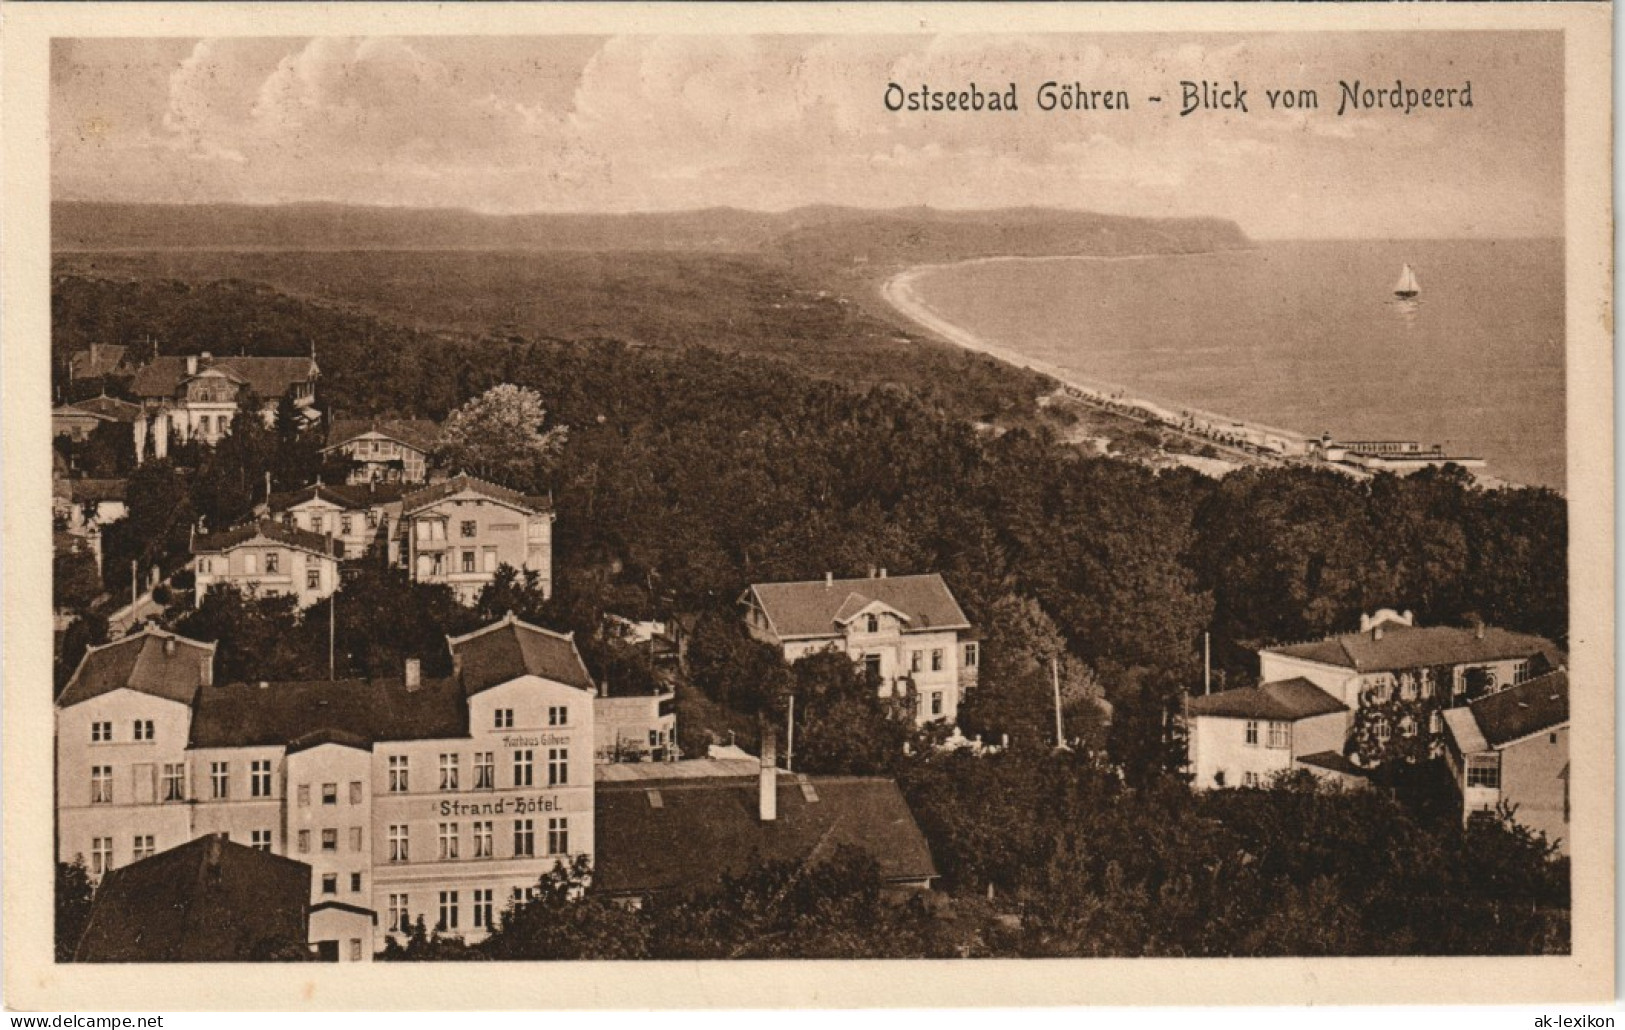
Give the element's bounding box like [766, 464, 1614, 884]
[1394, 263, 1420, 296]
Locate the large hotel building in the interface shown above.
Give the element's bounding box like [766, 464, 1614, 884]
[55, 614, 599, 959]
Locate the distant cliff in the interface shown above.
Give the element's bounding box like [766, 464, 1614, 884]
[53, 201, 1250, 260]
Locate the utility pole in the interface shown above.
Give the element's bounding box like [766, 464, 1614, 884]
[1204, 632, 1212, 695]
[785, 693, 795, 773]
[130, 559, 138, 609]
[328, 533, 336, 681]
[1052, 656, 1066, 750]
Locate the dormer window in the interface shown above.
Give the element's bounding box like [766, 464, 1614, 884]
[865, 614, 879, 633]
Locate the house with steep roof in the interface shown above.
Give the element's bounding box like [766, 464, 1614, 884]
[57, 614, 598, 952]
[593, 732, 936, 905]
[1185, 678, 1362, 790]
[130, 352, 319, 462]
[399, 474, 555, 605]
[74, 833, 322, 962]
[191, 519, 343, 608]
[1442, 670, 1569, 852]
[740, 570, 978, 725]
[68, 342, 131, 382]
[323, 419, 439, 485]
[265, 480, 409, 565]
[53, 394, 144, 443]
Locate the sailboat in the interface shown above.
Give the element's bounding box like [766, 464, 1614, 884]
[1393, 263, 1420, 299]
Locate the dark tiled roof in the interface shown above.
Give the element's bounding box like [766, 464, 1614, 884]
[74, 834, 311, 962]
[1186, 677, 1348, 722]
[449, 614, 596, 695]
[193, 519, 343, 558]
[593, 775, 938, 896]
[189, 676, 468, 749]
[267, 481, 407, 513]
[1266, 623, 1555, 673]
[401, 474, 550, 516]
[324, 419, 439, 454]
[287, 727, 374, 755]
[69, 344, 130, 380]
[1294, 751, 1365, 777]
[57, 628, 216, 709]
[130, 355, 317, 401]
[60, 395, 143, 422]
[1468, 670, 1569, 748]
[744, 574, 971, 640]
[69, 478, 128, 504]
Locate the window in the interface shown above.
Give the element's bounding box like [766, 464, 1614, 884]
[321, 874, 337, 895]
[298, 830, 311, 854]
[438, 823, 460, 860]
[494, 709, 513, 730]
[931, 649, 944, 672]
[1243, 772, 1261, 788]
[474, 752, 494, 789]
[473, 821, 493, 858]
[461, 520, 477, 538]
[388, 894, 411, 934]
[1466, 755, 1501, 789]
[388, 755, 409, 793]
[351, 872, 363, 893]
[340, 515, 353, 536]
[198, 557, 213, 575]
[431, 552, 445, 576]
[1399, 673, 1418, 701]
[388, 825, 409, 862]
[910, 651, 922, 673]
[930, 691, 944, 717]
[90, 766, 113, 804]
[964, 642, 979, 668]
[250, 829, 272, 851]
[161, 763, 185, 802]
[1213, 770, 1226, 787]
[1399, 716, 1418, 738]
[350, 827, 364, 852]
[1430, 710, 1444, 735]
[90, 837, 113, 876]
[649, 730, 660, 747]
[366, 510, 379, 529]
[1267, 722, 1290, 750]
[513, 750, 534, 787]
[133, 719, 154, 742]
[350, 780, 363, 805]
[547, 817, 569, 856]
[322, 828, 338, 852]
[865, 614, 879, 633]
[298, 784, 311, 807]
[211, 762, 229, 799]
[1244, 721, 1259, 747]
[473, 888, 494, 930]
[462, 550, 476, 573]
[1420, 668, 1437, 698]
[548, 706, 569, 727]
[1371, 717, 1392, 745]
[438, 891, 460, 932]
[513, 819, 535, 857]
[547, 748, 568, 787]
[439, 754, 460, 791]
[251, 760, 272, 797]
[311, 515, 325, 535]
[265, 551, 280, 574]
[307, 568, 321, 590]
[133, 835, 155, 862]
[322, 782, 337, 805]
[1514, 661, 1532, 686]
[91, 721, 112, 743]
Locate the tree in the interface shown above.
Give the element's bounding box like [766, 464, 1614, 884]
[473, 564, 551, 626]
[478, 857, 650, 960]
[685, 610, 789, 714]
[173, 584, 311, 684]
[56, 859, 95, 962]
[434, 383, 567, 491]
[786, 649, 911, 775]
[54, 545, 104, 613]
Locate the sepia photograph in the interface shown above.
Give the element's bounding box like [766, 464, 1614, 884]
[3, 0, 1614, 1013]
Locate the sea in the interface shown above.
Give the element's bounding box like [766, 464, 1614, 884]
[905, 239, 1566, 491]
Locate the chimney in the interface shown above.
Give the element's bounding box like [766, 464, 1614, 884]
[258, 680, 269, 690]
[185, 356, 198, 376]
[759, 725, 778, 822]
[879, 568, 887, 578]
[1474, 622, 1485, 641]
[164, 637, 176, 657]
[868, 566, 878, 579]
[404, 658, 421, 691]
[824, 572, 833, 588]
[199, 657, 213, 688]
[1372, 625, 1383, 641]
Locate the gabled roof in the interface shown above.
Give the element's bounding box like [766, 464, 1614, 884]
[1186, 677, 1349, 722]
[448, 613, 596, 695]
[1264, 622, 1556, 674]
[1464, 670, 1569, 749]
[130, 355, 318, 401]
[743, 574, 971, 641]
[192, 519, 344, 559]
[56, 395, 143, 423]
[69, 344, 130, 380]
[74, 834, 310, 962]
[1294, 751, 1365, 777]
[593, 775, 938, 896]
[324, 418, 439, 455]
[190, 675, 468, 749]
[57, 627, 216, 709]
[266, 481, 407, 514]
[400, 474, 550, 516]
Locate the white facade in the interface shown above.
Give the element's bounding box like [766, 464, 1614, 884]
[192, 527, 341, 609]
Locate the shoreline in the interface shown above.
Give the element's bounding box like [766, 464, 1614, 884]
[881, 258, 1528, 490]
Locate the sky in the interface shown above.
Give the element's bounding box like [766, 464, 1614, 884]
[51, 32, 1563, 238]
